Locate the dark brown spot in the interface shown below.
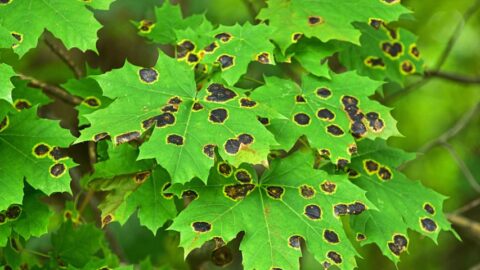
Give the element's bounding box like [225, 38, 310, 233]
[258, 116, 269, 125]
[351, 121, 367, 138]
[300, 185, 315, 199]
[224, 184, 255, 200]
[424, 203, 435, 215]
[378, 166, 392, 180]
[203, 144, 216, 158]
[139, 20, 154, 32]
[139, 68, 158, 83]
[116, 131, 141, 144]
[356, 233, 366, 241]
[316, 87, 332, 98]
[162, 182, 173, 198]
[341, 96, 358, 107]
[320, 181, 336, 194]
[192, 221, 212, 232]
[382, 42, 403, 58]
[295, 95, 306, 103]
[365, 57, 385, 67]
[257, 52, 270, 64]
[288, 235, 302, 249]
[182, 190, 198, 200]
[304, 204, 321, 220]
[317, 108, 334, 121]
[143, 113, 176, 129]
[337, 159, 348, 169]
[327, 125, 344, 136]
[369, 18, 383, 29]
[14, 99, 31, 110]
[0, 116, 9, 132]
[308, 16, 323, 25]
[320, 149, 331, 157]
[84, 97, 100, 107]
[167, 134, 184, 146]
[0, 0, 12, 4]
[209, 108, 228, 123]
[224, 139, 240, 155]
[421, 218, 437, 232]
[102, 214, 113, 225]
[204, 42, 218, 52]
[324, 230, 339, 243]
[327, 251, 342, 264]
[348, 144, 358, 155]
[294, 113, 311, 126]
[348, 202, 366, 215]
[206, 83, 237, 102]
[401, 60, 414, 74]
[235, 169, 252, 183]
[266, 186, 284, 199]
[364, 160, 379, 173]
[240, 98, 257, 107]
[410, 45, 420, 58]
[334, 204, 348, 216]
[293, 33, 303, 41]
[161, 105, 178, 113]
[50, 163, 66, 177]
[388, 234, 408, 256]
[217, 55, 234, 69]
[215, 32, 232, 42]
[94, 132, 109, 142]
[49, 147, 67, 161]
[187, 53, 199, 63]
[34, 143, 50, 157]
[168, 96, 182, 105]
[134, 171, 150, 183]
[238, 134, 253, 145]
[218, 162, 233, 177]
[179, 40, 195, 52]
[347, 169, 360, 179]
[5, 205, 21, 220]
[192, 102, 204, 111]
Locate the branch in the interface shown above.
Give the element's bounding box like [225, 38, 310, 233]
[447, 213, 480, 237]
[453, 197, 480, 214]
[44, 36, 84, 79]
[425, 70, 480, 84]
[19, 74, 83, 105]
[442, 142, 480, 193]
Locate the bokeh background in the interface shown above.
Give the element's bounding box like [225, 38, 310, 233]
[4, 0, 479, 269]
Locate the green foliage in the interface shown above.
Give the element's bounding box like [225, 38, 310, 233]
[0, 0, 456, 269]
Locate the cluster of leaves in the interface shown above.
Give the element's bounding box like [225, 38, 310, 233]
[0, 0, 454, 269]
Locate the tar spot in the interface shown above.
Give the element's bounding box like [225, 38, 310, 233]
[365, 57, 385, 68]
[217, 55, 234, 69]
[364, 160, 379, 173]
[116, 131, 141, 145]
[348, 144, 358, 155]
[378, 166, 392, 180]
[83, 97, 100, 108]
[49, 147, 67, 160]
[0, 0, 12, 4]
[348, 169, 360, 179]
[218, 162, 233, 177]
[308, 16, 323, 25]
[410, 45, 420, 58]
[139, 68, 158, 83]
[316, 87, 332, 98]
[401, 60, 415, 74]
[235, 169, 252, 183]
[317, 108, 335, 121]
[94, 132, 109, 142]
[14, 99, 31, 110]
[351, 121, 367, 138]
[50, 163, 66, 178]
[369, 18, 383, 29]
[209, 108, 228, 123]
[224, 139, 240, 155]
[304, 204, 322, 220]
[33, 143, 50, 157]
[337, 159, 348, 170]
[139, 20, 154, 32]
[300, 185, 315, 199]
[334, 204, 348, 216]
[167, 134, 184, 146]
[143, 113, 175, 129]
[320, 149, 331, 157]
[182, 190, 198, 200]
[102, 214, 113, 226]
[162, 182, 173, 199]
[324, 230, 339, 243]
[294, 113, 311, 126]
[388, 234, 408, 256]
[382, 42, 403, 58]
[288, 235, 302, 249]
[192, 102, 204, 111]
[293, 33, 303, 41]
[203, 144, 216, 158]
[0, 116, 9, 132]
[134, 171, 150, 183]
[204, 42, 218, 53]
[240, 98, 257, 107]
[257, 52, 270, 64]
[258, 116, 269, 125]
[206, 83, 237, 102]
[5, 205, 21, 220]
[187, 53, 199, 63]
[215, 32, 232, 42]
[266, 186, 284, 199]
[424, 203, 435, 215]
[179, 40, 195, 51]
[421, 218, 438, 232]
[327, 251, 342, 264]
[356, 234, 366, 241]
[192, 221, 212, 233]
[238, 133, 254, 145]
[162, 105, 178, 113]
[341, 96, 358, 107]
[224, 184, 255, 200]
[295, 95, 306, 103]
[327, 125, 344, 136]
[348, 202, 366, 215]
[320, 181, 336, 194]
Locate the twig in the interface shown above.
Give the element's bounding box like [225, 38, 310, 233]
[44, 36, 83, 79]
[425, 70, 480, 84]
[453, 197, 480, 214]
[442, 142, 480, 193]
[18, 74, 83, 105]
[447, 213, 480, 237]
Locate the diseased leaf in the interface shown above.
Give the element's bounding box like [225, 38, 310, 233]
[0, 26, 15, 49]
[171, 151, 374, 269]
[78, 51, 276, 184]
[288, 38, 337, 78]
[251, 71, 399, 164]
[12, 77, 52, 111]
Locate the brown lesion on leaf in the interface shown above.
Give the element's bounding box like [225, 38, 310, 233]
[388, 234, 408, 256]
[299, 184, 316, 199]
[316, 108, 335, 121]
[304, 204, 322, 220]
[323, 229, 340, 244]
[161, 182, 174, 199]
[0, 0, 13, 5]
[257, 116, 270, 126]
[215, 32, 232, 43]
[365, 112, 385, 133]
[224, 139, 241, 155]
[292, 32, 303, 42]
[204, 41, 219, 53]
[327, 251, 342, 264]
[218, 162, 233, 177]
[203, 144, 216, 159]
[256, 52, 271, 64]
[363, 159, 379, 174]
[334, 203, 348, 216]
[356, 233, 366, 241]
[133, 171, 151, 184]
[166, 134, 184, 146]
[192, 101, 204, 111]
[293, 112, 311, 126]
[377, 166, 393, 181]
[142, 113, 176, 130]
[369, 18, 383, 30]
[224, 184, 255, 201]
[315, 87, 332, 99]
[308, 16, 324, 26]
[5, 205, 22, 220]
[32, 143, 51, 158]
[187, 52, 200, 64]
[192, 221, 212, 233]
[347, 168, 360, 179]
[138, 20, 155, 33]
[102, 214, 114, 226]
[49, 147, 68, 161]
[420, 217, 438, 232]
[266, 186, 284, 199]
[295, 95, 306, 103]
[209, 108, 229, 124]
[206, 83, 237, 103]
[400, 60, 415, 75]
[93, 132, 109, 142]
[138, 67, 159, 84]
[381, 41, 404, 59]
[364, 56, 386, 69]
[348, 143, 357, 155]
[409, 44, 420, 59]
[238, 133, 254, 145]
[50, 163, 67, 178]
[0, 116, 9, 132]
[326, 124, 345, 136]
[82, 96, 101, 108]
[348, 202, 366, 215]
[320, 181, 337, 194]
[288, 235, 303, 249]
[13, 99, 32, 111]
[234, 169, 252, 183]
[176, 40, 196, 59]
[11, 31, 23, 49]
[115, 131, 141, 145]
[240, 98, 257, 108]
[217, 54, 235, 70]
[319, 149, 331, 158]
[423, 203, 435, 215]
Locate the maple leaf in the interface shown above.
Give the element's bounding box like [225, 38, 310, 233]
[0, 26, 16, 49]
[257, 0, 410, 53]
[0, 63, 14, 103]
[0, 0, 102, 56]
[250, 71, 399, 164]
[78, 51, 276, 184]
[347, 139, 455, 262]
[170, 151, 374, 269]
[286, 37, 337, 78]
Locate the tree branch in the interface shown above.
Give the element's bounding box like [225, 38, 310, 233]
[447, 213, 480, 237]
[425, 70, 480, 84]
[19, 74, 83, 105]
[442, 142, 480, 193]
[44, 36, 84, 79]
[453, 197, 480, 214]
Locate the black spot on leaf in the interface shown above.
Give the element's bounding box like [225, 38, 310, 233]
[356, 234, 366, 241]
[300, 185, 315, 199]
[288, 235, 303, 249]
[192, 102, 204, 111]
[204, 42, 218, 53]
[5, 205, 21, 220]
[235, 169, 252, 183]
[162, 182, 173, 199]
[224, 184, 255, 200]
[167, 134, 184, 146]
[134, 171, 150, 183]
[293, 32, 303, 41]
[14, 99, 31, 110]
[327, 251, 342, 264]
[203, 144, 216, 158]
[33, 143, 50, 157]
[348, 202, 366, 215]
[240, 98, 257, 108]
[365, 57, 385, 68]
[294, 113, 311, 126]
[258, 116, 270, 125]
[364, 160, 379, 173]
[187, 53, 199, 63]
[295, 95, 306, 103]
[169, 96, 182, 105]
[209, 108, 228, 123]
[0, 116, 9, 132]
[116, 131, 141, 144]
[217, 55, 234, 69]
[139, 68, 158, 83]
[0, 212, 6, 224]
[218, 162, 233, 177]
[215, 32, 232, 42]
[334, 204, 348, 216]
[388, 234, 408, 256]
[83, 97, 100, 108]
[378, 166, 392, 180]
[369, 18, 383, 29]
[257, 52, 270, 64]
[424, 203, 435, 215]
[382, 42, 403, 58]
[224, 139, 240, 155]
[192, 221, 212, 233]
[327, 125, 344, 136]
[308, 16, 323, 25]
[304, 204, 322, 220]
[206, 84, 237, 102]
[317, 108, 335, 121]
[401, 60, 415, 74]
[410, 45, 420, 58]
[238, 134, 254, 145]
[320, 181, 336, 194]
[266, 186, 284, 199]
[316, 87, 332, 98]
[421, 218, 437, 232]
[49, 147, 67, 161]
[50, 163, 66, 178]
[324, 230, 339, 243]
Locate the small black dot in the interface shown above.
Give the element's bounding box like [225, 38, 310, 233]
[217, 55, 234, 69]
[327, 125, 344, 136]
[316, 87, 331, 98]
[192, 221, 212, 232]
[139, 68, 158, 83]
[304, 205, 321, 220]
[324, 230, 339, 243]
[167, 134, 184, 146]
[294, 113, 311, 126]
[224, 139, 240, 155]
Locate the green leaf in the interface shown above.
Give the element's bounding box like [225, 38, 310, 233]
[171, 151, 374, 269]
[0, 63, 14, 103]
[339, 23, 424, 84]
[0, 26, 15, 49]
[0, 0, 101, 56]
[250, 72, 399, 164]
[257, 0, 410, 52]
[288, 38, 337, 78]
[0, 108, 75, 210]
[348, 139, 455, 262]
[78, 51, 276, 184]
